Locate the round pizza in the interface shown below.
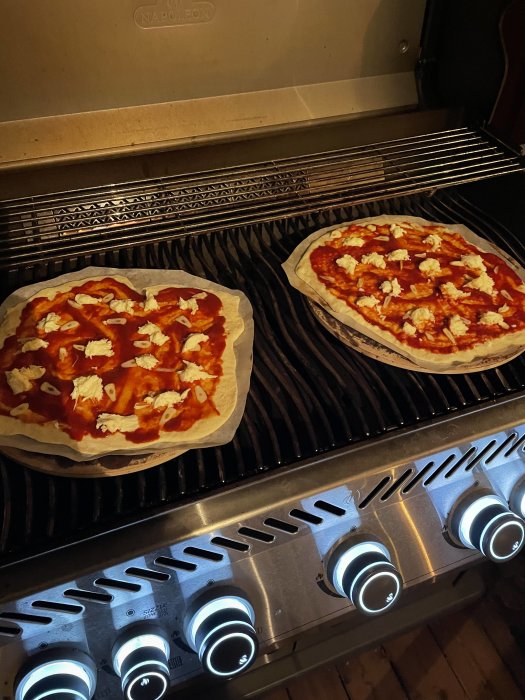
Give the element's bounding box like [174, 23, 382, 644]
[289, 216, 525, 370]
[0, 273, 249, 457]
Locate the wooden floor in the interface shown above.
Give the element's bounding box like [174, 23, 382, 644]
[261, 563, 525, 700]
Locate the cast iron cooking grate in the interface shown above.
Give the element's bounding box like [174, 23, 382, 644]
[0, 187, 524, 564]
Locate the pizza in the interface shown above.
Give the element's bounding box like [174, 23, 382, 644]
[0, 274, 247, 456]
[290, 216, 525, 369]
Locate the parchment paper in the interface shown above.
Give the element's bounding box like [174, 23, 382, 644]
[283, 215, 525, 372]
[0, 267, 254, 461]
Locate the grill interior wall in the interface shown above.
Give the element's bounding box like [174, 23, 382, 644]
[0, 187, 524, 564]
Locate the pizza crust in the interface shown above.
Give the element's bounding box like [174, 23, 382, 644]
[283, 215, 525, 372]
[0, 268, 253, 460]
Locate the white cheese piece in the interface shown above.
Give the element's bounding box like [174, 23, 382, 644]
[366, 224, 377, 232]
[329, 227, 346, 239]
[335, 255, 359, 275]
[361, 252, 386, 269]
[143, 289, 159, 311]
[137, 322, 169, 347]
[342, 236, 366, 247]
[21, 338, 49, 353]
[479, 311, 510, 329]
[455, 254, 487, 273]
[192, 292, 208, 300]
[36, 312, 61, 333]
[379, 278, 402, 297]
[440, 282, 470, 299]
[96, 413, 139, 434]
[402, 322, 417, 336]
[84, 339, 114, 358]
[182, 333, 209, 353]
[144, 389, 190, 409]
[423, 233, 441, 251]
[109, 299, 135, 314]
[134, 354, 159, 370]
[407, 307, 435, 327]
[386, 249, 410, 262]
[74, 294, 100, 306]
[356, 295, 381, 309]
[419, 258, 441, 276]
[178, 361, 217, 383]
[179, 297, 199, 315]
[464, 273, 494, 295]
[71, 375, 103, 402]
[390, 224, 405, 238]
[498, 305, 510, 313]
[449, 314, 470, 337]
[6, 366, 45, 395]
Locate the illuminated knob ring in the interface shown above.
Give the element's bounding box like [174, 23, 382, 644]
[186, 596, 258, 678]
[328, 540, 403, 616]
[113, 632, 170, 700]
[15, 652, 97, 700]
[453, 493, 525, 562]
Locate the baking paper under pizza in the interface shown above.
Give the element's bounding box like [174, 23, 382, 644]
[283, 216, 525, 371]
[0, 268, 253, 459]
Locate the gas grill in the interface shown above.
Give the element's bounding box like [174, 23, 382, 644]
[1, 1, 525, 698]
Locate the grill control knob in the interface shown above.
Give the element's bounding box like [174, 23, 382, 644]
[327, 540, 403, 616]
[449, 491, 525, 562]
[184, 593, 258, 678]
[15, 649, 97, 700]
[112, 627, 170, 700]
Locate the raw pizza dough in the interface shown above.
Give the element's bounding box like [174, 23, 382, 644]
[283, 215, 525, 371]
[0, 270, 252, 459]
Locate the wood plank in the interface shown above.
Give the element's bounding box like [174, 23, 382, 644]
[473, 597, 525, 693]
[337, 645, 408, 700]
[382, 626, 468, 700]
[259, 688, 290, 700]
[430, 608, 523, 700]
[286, 666, 350, 700]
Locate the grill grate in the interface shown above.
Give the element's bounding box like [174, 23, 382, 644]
[0, 185, 524, 565]
[0, 128, 522, 269]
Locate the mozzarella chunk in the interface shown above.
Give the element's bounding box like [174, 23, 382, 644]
[479, 311, 509, 329]
[109, 299, 135, 314]
[386, 249, 410, 262]
[178, 361, 216, 383]
[361, 252, 386, 269]
[182, 333, 209, 353]
[356, 295, 381, 309]
[144, 389, 190, 409]
[6, 366, 45, 395]
[137, 322, 169, 347]
[84, 339, 114, 358]
[21, 338, 49, 353]
[407, 307, 435, 327]
[342, 236, 366, 247]
[423, 233, 441, 251]
[380, 278, 402, 297]
[134, 354, 159, 369]
[402, 322, 417, 336]
[143, 289, 159, 311]
[448, 314, 470, 337]
[71, 375, 103, 401]
[336, 255, 359, 275]
[329, 227, 346, 239]
[464, 273, 494, 295]
[74, 294, 100, 306]
[366, 224, 377, 232]
[96, 413, 139, 434]
[37, 313, 61, 333]
[419, 258, 441, 276]
[390, 224, 404, 238]
[440, 282, 470, 300]
[454, 254, 486, 273]
[179, 297, 199, 315]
